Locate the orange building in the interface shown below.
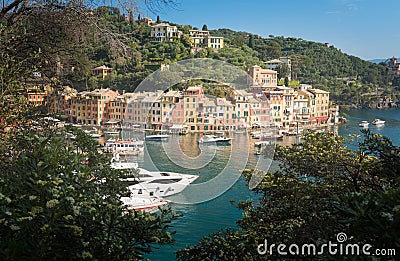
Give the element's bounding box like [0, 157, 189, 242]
[70, 88, 119, 125]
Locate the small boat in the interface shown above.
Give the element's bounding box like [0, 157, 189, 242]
[372, 119, 385, 125]
[285, 122, 304, 136]
[254, 141, 270, 148]
[65, 132, 76, 140]
[121, 196, 169, 213]
[178, 130, 189, 135]
[145, 134, 169, 141]
[359, 121, 369, 127]
[84, 130, 101, 138]
[103, 138, 144, 152]
[104, 130, 120, 135]
[251, 131, 261, 139]
[198, 135, 232, 144]
[254, 141, 270, 155]
[261, 132, 284, 141]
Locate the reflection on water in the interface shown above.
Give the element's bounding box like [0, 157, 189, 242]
[141, 132, 275, 259]
[88, 109, 400, 260]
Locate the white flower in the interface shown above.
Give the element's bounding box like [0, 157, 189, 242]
[46, 199, 59, 208]
[10, 225, 20, 231]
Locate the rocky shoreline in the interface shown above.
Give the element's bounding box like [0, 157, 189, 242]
[338, 99, 400, 109]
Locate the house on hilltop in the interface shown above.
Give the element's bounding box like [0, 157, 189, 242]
[189, 30, 224, 50]
[92, 65, 113, 80]
[150, 23, 182, 42]
[264, 56, 292, 80]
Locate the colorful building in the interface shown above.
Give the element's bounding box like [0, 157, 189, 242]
[248, 65, 278, 87]
[189, 30, 224, 50]
[70, 88, 119, 125]
[184, 86, 203, 131]
[92, 65, 113, 80]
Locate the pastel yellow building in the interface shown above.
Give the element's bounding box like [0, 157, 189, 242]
[297, 84, 330, 124]
[184, 86, 203, 131]
[92, 65, 113, 80]
[308, 88, 330, 124]
[107, 95, 126, 123]
[189, 30, 224, 50]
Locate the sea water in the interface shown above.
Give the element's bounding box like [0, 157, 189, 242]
[144, 109, 400, 260]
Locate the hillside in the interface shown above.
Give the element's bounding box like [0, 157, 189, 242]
[60, 8, 400, 106]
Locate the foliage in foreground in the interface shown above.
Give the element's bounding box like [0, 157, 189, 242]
[0, 124, 175, 260]
[177, 130, 400, 260]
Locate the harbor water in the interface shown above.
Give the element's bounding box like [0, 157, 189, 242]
[136, 109, 400, 260]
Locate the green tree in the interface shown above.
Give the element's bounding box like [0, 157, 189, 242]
[231, 35, 245, 47]
[284, 76, 289, 86]
[248, 34, 254, 49]
[156, 15, 160, 23]
[256, 40, 281, 60]
[128, 9, 134, 26]
[0, 125, 175, 260]
[0, 0, 178, 259]
[276, 63, 290, 80]
[202, 24, 208, 31]
[177, 131, 400, 259]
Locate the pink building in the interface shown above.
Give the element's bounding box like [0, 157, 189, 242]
[248, 65, 278, 87]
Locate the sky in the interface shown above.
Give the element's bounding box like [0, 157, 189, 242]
[142, 0, 399, 61]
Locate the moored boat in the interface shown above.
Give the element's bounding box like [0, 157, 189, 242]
[198, 135, 232, 144]
[145, 134, 169, 141]
[103, 138, 144, 152]
[110, 153, 199, 197]
[372, 119, 385, 125]
[121, 196, 169, 213]
[359, 120, 369, 127]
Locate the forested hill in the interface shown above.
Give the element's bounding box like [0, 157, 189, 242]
[61, 7, 400, 105]
[211, 28, 400, 103]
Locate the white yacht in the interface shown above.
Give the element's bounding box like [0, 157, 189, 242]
[359, 120, 369, 127]
[198, 135, 232, 144]
[372, 119, 385, 125]
[126, 168, 198, 197]
[110, 154, 198, 197]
